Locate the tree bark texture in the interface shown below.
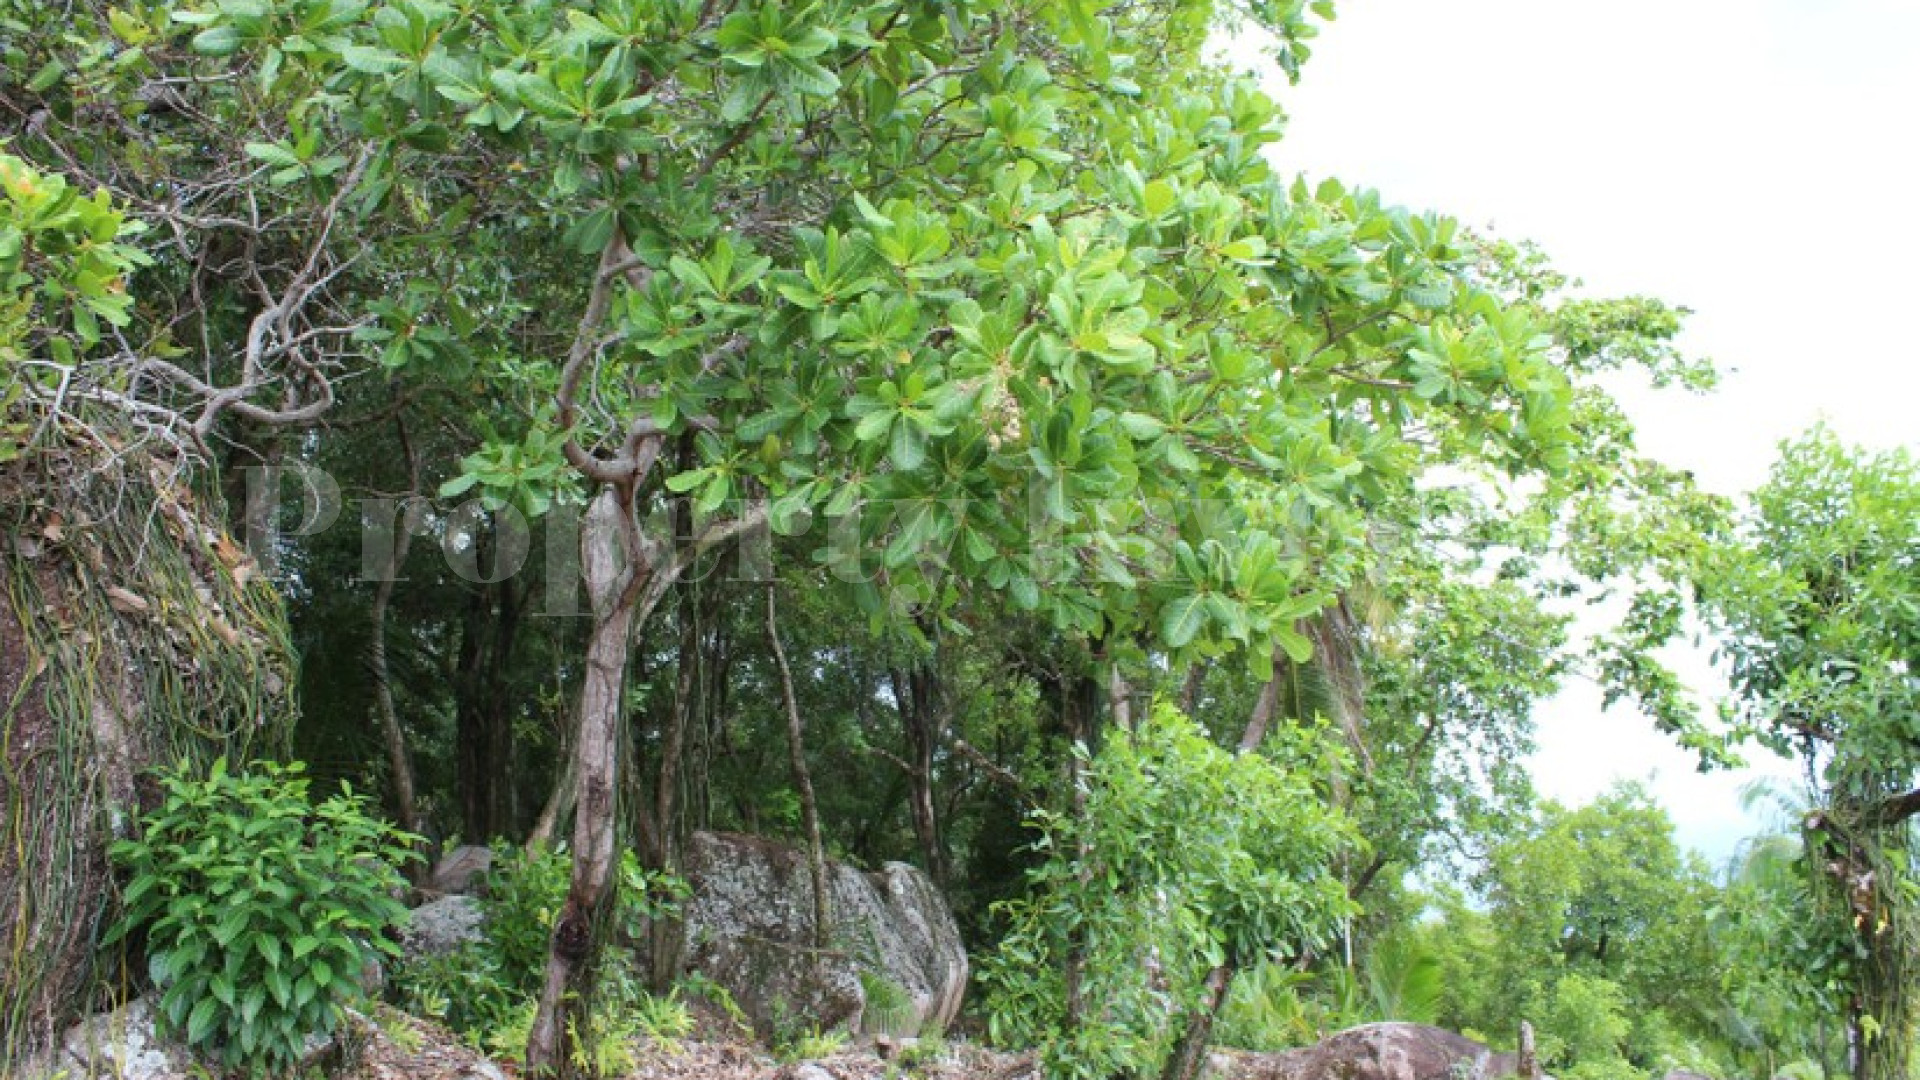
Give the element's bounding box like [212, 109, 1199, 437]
[526, 488, 637, 1077]
[1161, 960, 1237, 1080]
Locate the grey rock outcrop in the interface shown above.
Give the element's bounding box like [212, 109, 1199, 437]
[429, 844, 495, 895]
[29, 995, 354, 1080]
[60, 998, 193, 1080]
[1229, 1023, 1524, 1080]
[400, 894, 486, 959]
[676, 831, 968, 1040]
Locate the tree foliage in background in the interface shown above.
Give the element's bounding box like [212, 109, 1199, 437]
[1421, 785, 1726, 1075]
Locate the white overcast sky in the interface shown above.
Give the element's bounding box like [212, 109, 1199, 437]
[1228, 0, 1920, 864]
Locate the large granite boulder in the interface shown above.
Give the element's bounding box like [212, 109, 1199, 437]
[676, 831, 968, 1040]
[1229, 1023, 1523, 1080]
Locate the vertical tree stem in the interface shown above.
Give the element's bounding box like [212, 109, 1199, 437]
[767, 585, 831, 952]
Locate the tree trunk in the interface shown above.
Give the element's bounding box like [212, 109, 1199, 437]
[767, 587, 832, 951]
[1238, 648, 1285, 754]
[1809, 808, 1911, 1080]
[1108, 661, 1134, 733]
[1060, 670, 1103, 1035]
[644, 594, 702, 990]
[893, 662, 950, 886]
[454, 570, 520, 842]
[487, 577, 523, 831]
[1160, 959, 1237, 1080]
[1519, 1021, 1540, 1080]
[1178, 662, 1205, 714]
[369, 599, 420, 837]
[368, 422, 421, 847]
[526, 488, 639, 1077]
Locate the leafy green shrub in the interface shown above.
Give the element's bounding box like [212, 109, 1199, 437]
[979, 705, 1359, 1080]
[106, 758, 416, 1075]
[568, 1006, 641, 1077]
[1560, 1059, 1646, 1080]
[482, 998, 537, 1063]
[629, 987, 695, 1047]
[389, 945, 520, 1041]
[678, 971, 751, 1035]
[774, 1024, 848, 1063]
[897, 1023, 949, 1069]
[1216, 961, 1315, 1052]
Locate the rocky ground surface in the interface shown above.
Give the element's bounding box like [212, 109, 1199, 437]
[21, 977, 1525, 1080]
[346, 1015, 1525, 1080]
[348, 1008, 1034, 1080]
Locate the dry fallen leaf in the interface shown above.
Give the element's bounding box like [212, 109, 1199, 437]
[105, 586, 151, 615]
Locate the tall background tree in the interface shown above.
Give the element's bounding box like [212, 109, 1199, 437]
[1693, 431, 1919, 1080]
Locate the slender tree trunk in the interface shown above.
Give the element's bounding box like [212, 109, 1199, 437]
[1161, 960, 1237, 1080]
[1178, 662, 1205, 715]
[893, 663, 950, 886]
[453, 587, 489, 838]
[526, 488, 641, 1077]
[487, 577, 523, 831]
[767, 586, 831, 950]
[1163, 651, 1288, 1078]
[368, 423, 422, 844]
[1238, 650, 1285, 754]
[527, 748, 575, 854]
[370, 585, 421, 840]
[451, 555, 524, 842]
[1107, 661, 1133, 732]
[650, 595, 699, 868]
[644, 594, 702, 990]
